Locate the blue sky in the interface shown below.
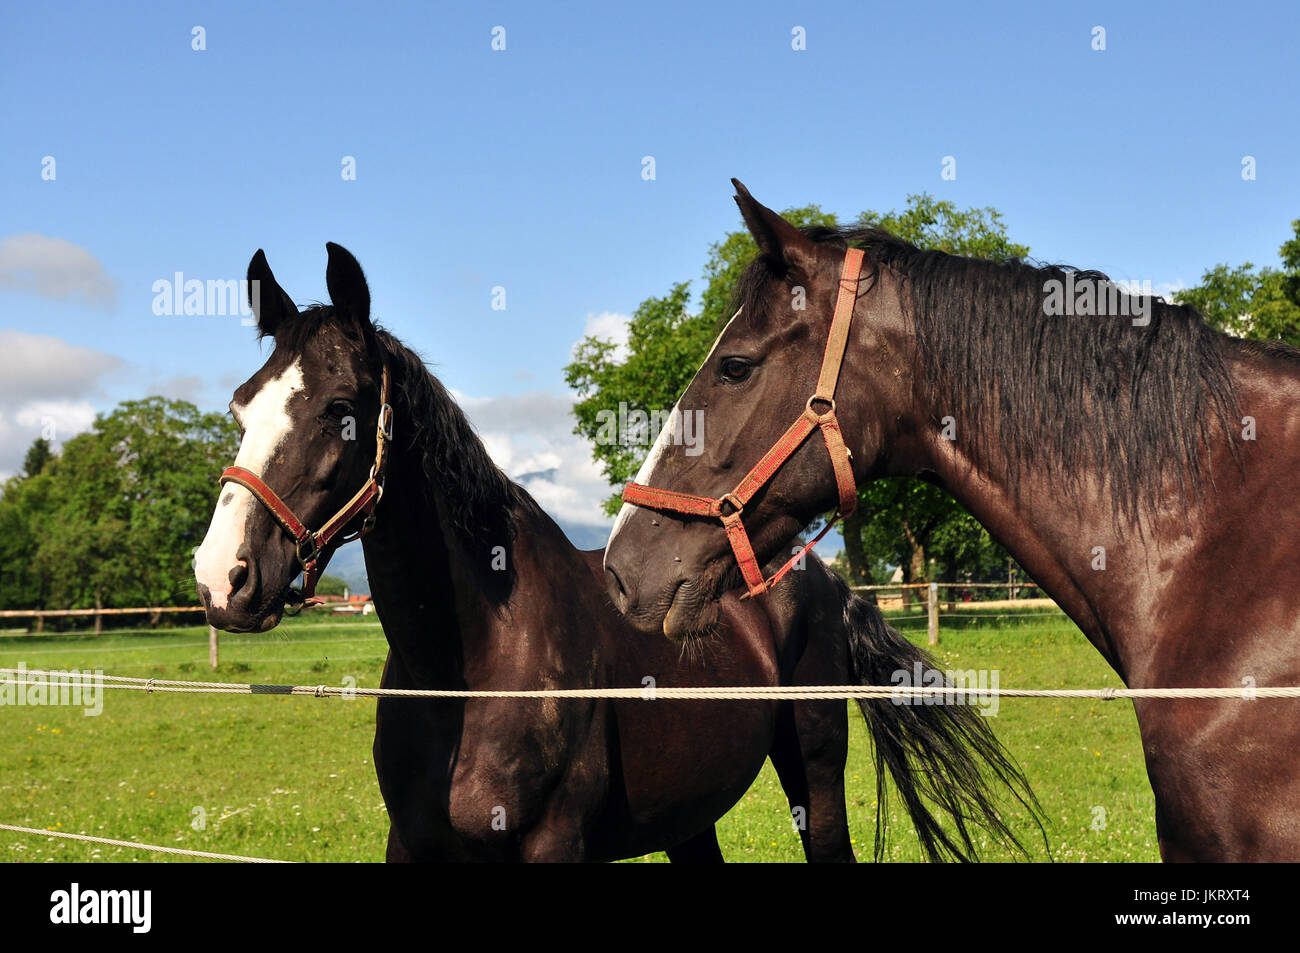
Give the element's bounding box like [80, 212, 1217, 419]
[2, 0, 1297, 543]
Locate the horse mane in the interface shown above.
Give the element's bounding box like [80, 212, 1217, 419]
[265, 307, 535, 574]
[732, 225, 1287, 517]
[373, 327, 537, 561]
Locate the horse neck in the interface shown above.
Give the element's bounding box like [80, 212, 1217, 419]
[894, 336, 1300, 686]
[358, 414, 519, 689]
[916, 433, 1151, 676]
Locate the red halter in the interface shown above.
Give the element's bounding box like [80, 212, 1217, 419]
[620, 247, 865, 598]
[218, 366, 394, 607]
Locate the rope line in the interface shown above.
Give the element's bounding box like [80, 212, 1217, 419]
[1, 669, 1291, 701]
[0, 822, 291, 863]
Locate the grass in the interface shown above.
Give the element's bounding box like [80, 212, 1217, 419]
[0, 606, 1158, 863]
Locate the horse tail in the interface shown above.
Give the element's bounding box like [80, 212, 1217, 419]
[836, 575, 1045, 861]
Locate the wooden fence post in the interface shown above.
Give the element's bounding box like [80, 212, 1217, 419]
[209, 625, 219, 670]
[927, 582, 939, 646]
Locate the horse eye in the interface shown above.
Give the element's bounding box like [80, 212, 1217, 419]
[720, 358, 753, 382]
[326, 400, 354, 420]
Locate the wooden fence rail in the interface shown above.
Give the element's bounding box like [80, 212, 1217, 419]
[849, 581, 1051, 645]
[0, 606, 206, 635]
[0, 606, 222, 669]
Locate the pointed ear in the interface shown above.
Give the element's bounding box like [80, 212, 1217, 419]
[731, 178, 819, 277]
[247, 250, 298, 338]
[325, 242, 371, 328]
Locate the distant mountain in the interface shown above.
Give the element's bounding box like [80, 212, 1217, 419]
[515, 467, 558, 484]
[322, 544, 371, 595]
[558, 522, 612, 551]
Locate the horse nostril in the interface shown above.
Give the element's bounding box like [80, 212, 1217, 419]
[605, 565, 630, 613]
[228, 561, 249, 595]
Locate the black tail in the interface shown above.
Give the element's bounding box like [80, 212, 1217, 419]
[837, 576, 1045, 861]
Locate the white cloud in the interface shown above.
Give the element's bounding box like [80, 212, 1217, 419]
[0, 332, 121, 479]
[578, 311, 631, 363]
[151, 375, 205, 402]
[0, 234, 118, 308]
[452, 388, 614, 531]
[0, 330, 122, 401]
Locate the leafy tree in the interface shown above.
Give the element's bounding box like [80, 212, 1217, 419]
[0, 398, 238, 612]
[0, 469, 55, 609]
[1173, 220, 1300, 348]
[314, 574, 349, 597]
[566, 206, 834, 514]
[22, 437, 54, 478]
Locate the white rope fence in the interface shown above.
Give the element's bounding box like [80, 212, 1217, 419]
[3, 668, 1297, 701]
[0, 822, 291, 863]
[5, 666, 1298, 864]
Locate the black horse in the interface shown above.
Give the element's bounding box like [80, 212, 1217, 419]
[606, 179, 1300, 861]
[194, 242, 1036, 861]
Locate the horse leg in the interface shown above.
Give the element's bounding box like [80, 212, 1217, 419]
[769, 699, 855, 863]
[665, 826, 725, 863]
[385, 824, 413, 863]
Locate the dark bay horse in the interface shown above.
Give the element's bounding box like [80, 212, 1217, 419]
[605, 179, 1300, 861]
[193, 242, 1036, 862]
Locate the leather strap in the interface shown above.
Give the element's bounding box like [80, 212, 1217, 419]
[621, 247, 864, 598]
[219, 365, 393, 606]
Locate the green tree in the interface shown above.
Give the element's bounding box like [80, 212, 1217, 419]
[0, 469, 56, 609]
[22, 437, 54, 478]
[0, 397, 239, 612]
[314, 574, 349, 597]
[1173, 220, 1300, 348]
[566, 206, 834, 514]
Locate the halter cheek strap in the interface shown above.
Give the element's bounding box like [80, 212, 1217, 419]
[218, 366, 394, 607]
[621, 247, 865, 598]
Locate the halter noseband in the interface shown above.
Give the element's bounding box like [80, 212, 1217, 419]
[621, 247, 865, 598]
[218, 365, 394, 607]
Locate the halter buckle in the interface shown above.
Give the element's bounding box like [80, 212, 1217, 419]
[377, 403, 394, 442]
[296, 535, 323, 569]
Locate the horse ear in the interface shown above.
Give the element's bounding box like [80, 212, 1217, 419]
[247, 250, 298, 338]
[731, 178, 818, 277]
[325, 242, 371, 328]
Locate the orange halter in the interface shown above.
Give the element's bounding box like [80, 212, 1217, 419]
[218, 366, 393, 607]
[621, 247, 864, 598]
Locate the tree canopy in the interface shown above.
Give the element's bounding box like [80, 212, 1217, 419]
[0, 398, 238, 611]
[1173, 219, 1300, 348]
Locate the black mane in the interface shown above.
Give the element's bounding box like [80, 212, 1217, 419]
[374, 327, 535, 561]
[733, 226, 1277, 517]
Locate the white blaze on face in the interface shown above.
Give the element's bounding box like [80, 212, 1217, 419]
[607, 309, 741, 549]
[194, 361, 304, 609]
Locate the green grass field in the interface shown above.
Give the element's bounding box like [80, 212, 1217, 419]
[0, 605, 1158, 863]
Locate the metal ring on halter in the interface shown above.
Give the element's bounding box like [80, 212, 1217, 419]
[719, 492, 745, 517]
[806, 394, 836, 419]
